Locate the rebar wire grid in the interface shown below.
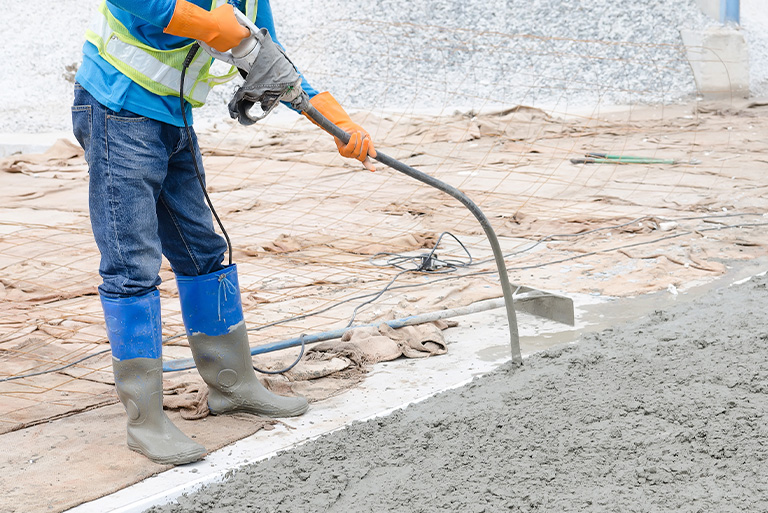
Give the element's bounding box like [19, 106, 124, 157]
[2, 24, 767, 435]
[298, 98, 521, 363]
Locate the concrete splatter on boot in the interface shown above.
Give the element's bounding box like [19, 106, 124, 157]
[102, 290, 206, 465]
[177, 265, 309, 418]
[112, 357, 206, 464]
[188, 322, 308, 417]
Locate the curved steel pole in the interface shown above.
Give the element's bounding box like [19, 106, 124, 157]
[301, 102, 522, 365]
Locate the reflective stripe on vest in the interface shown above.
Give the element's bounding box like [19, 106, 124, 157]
[85, 0, 256, 107]
[244, 0, 257, 18]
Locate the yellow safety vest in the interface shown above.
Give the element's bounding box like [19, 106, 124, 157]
[85, 0, 257, 107]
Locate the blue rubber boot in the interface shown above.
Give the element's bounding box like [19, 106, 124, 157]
[102, 290, 206, 465]
[176, 266, 308, 418]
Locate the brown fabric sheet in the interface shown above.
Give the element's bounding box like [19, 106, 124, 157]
[0, 321, 452, 513]
[1, 100, 767, 511]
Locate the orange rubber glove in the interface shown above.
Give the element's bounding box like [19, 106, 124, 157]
[308, 92, 377, 172]
[164, 1, 250, 52]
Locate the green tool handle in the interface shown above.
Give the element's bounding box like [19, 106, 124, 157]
[571, 157, 677, 165]
[583, 153, 676, 164]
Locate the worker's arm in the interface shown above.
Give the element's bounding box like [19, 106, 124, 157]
[105, 0, 177, 27]
[257, 0, 375, 171]
[163, 1, 249, 51]
[106, 0, 248, 52]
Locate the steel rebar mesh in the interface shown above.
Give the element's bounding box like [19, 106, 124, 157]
[1, 23, 764, 435]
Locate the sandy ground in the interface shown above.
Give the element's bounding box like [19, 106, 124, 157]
[147, 269, 768, 513]
[0, 2, 766, 512]
[1, 97, 767, 512]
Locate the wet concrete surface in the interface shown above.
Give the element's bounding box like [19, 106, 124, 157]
[145, 265, 768, 513]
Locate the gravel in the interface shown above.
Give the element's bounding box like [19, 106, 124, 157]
[272, 0, 714, 112]
[3, 0, 92, 135]
[2, 1, 766, 135]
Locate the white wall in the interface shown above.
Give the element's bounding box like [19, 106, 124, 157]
[691, 0, 768, 97]
[741, 0, 768, 95]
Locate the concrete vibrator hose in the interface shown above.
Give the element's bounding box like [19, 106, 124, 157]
[179, 17, 523, 370]
[300, 103, 522, 365]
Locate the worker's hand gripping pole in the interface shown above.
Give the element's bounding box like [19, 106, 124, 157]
[302, 102, 522, 365]
[204, 9, 304, 124]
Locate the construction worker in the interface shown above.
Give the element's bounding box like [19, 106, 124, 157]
[71, 0, 375, 465]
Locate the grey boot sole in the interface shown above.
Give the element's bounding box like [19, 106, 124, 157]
[207, 398, 309, 418]
[127, 439, 205, 465]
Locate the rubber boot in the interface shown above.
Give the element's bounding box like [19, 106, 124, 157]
[111, 356, 207, 464]
[102, 291, 206, 465]
[176, 266, 308, 418]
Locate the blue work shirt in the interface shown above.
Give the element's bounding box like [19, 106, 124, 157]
[75, 0, 318, 126]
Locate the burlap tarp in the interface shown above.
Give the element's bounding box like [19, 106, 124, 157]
[161, 320, 452, 420]
[2, 100, 768, 512]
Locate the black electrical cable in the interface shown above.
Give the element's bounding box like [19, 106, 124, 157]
[344, 269, 411, 328]
[236, 232, 473, 333]
[252, 334, 307, 374]
[0, 348, 111, 383]
[5, 215, 765, 383]
[180, 43, 233, 267]
[347, 231, 473, 327]
[179, 44, 304, 375]
[371, 231, 473, 273]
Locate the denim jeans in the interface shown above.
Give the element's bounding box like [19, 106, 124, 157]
[72, 83, 227, 298]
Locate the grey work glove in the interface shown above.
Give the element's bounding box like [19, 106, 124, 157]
[228, 28, 305, 125]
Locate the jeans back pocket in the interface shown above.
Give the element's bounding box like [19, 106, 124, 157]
[71, 104, 92, 164]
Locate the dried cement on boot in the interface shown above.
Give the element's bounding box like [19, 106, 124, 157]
[147, 272, 768, 512]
